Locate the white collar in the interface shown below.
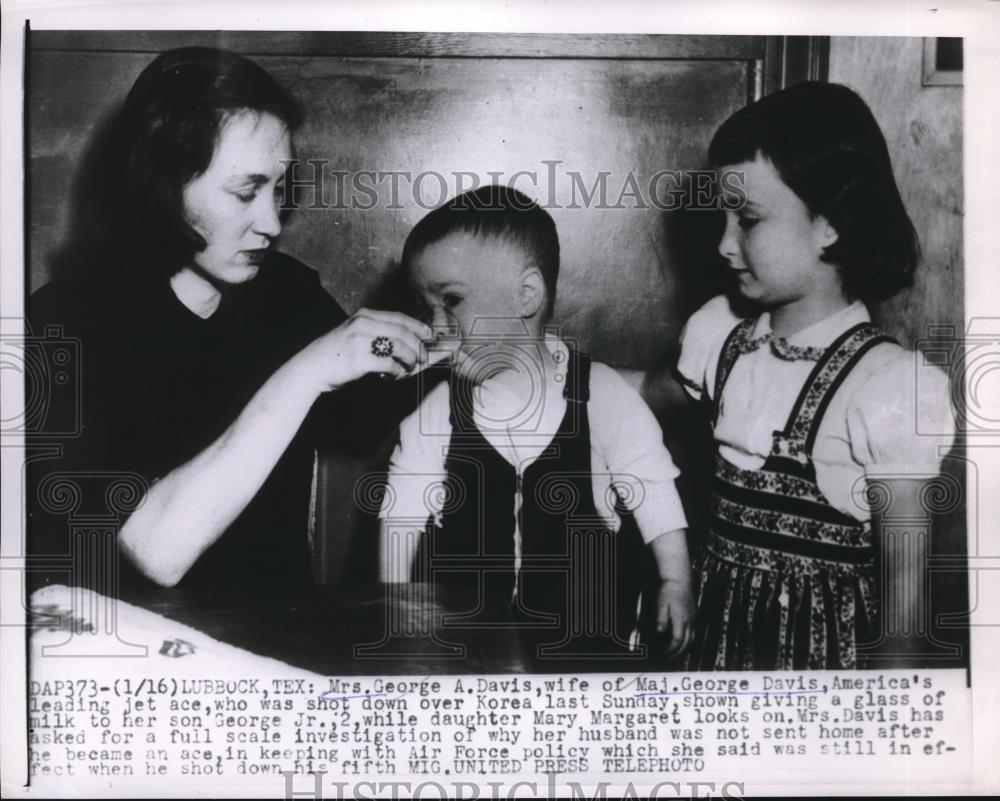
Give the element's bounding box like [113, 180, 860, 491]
[752, 301, 871, 348]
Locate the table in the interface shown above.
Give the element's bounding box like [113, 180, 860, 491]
[123, 583, 531, 675]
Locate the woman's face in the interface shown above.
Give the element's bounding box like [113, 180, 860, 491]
[181, 110, 291, 284]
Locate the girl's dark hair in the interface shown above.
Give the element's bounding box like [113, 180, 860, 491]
[116, 46, 302, 276]
[709, 81, 919, 303]
[402, 185, 561, 317]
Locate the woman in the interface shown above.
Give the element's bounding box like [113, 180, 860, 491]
[28, 47, 441, 589]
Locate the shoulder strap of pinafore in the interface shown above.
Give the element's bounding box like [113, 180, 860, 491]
[712, 318, 755, 425]
[780, 323, 897, 455]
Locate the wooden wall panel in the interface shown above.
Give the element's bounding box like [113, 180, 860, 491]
[27, 33, 755, 369]
[830, 37, 967, 662]
[829, 36, 964, 345]
[281, 56, 748, 368]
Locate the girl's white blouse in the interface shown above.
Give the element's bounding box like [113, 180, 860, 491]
[678, 296, 956, 521]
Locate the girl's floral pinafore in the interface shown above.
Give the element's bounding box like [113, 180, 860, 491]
[688, 319, 895, 670]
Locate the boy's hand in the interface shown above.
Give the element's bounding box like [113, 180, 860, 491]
[647, 529, 695, 659]
[654, 576, 695, 659]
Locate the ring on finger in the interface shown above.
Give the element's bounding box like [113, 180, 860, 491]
[371, 335, 394, 358]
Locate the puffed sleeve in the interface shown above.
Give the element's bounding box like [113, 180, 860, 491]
[589, 362, 689, 542]
[676, 295, 743, 402]
[846, 348, 956, 476]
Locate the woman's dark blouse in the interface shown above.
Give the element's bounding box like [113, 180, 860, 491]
[27, 252, 350, 590]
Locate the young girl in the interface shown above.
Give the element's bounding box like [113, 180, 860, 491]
[678, 82, 955, 670]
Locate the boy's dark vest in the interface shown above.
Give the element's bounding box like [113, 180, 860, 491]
[419, 350, 655, 665]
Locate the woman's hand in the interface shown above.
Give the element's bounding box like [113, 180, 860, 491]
[294, 309, 453, 393]
[119, 308, 447, 586]
[118, 308, 459, 587]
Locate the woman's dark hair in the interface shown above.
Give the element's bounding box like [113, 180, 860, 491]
[401, 185, 561, 317]
[709, 81, 919, 303]
[114, 46, 302, 276]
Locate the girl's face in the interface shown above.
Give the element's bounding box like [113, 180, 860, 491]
[181, 110, 291, 284]
[718, 155, 839, 307]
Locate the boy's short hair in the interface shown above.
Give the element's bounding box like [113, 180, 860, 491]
[402, 185, 560, 317]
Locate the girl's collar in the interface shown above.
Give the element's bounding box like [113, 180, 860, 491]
[752, 301, 870, 348]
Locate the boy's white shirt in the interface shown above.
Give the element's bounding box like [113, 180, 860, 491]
[379, 334, 688, 581]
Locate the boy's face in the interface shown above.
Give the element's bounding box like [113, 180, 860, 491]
[410, 233, 542, 373]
